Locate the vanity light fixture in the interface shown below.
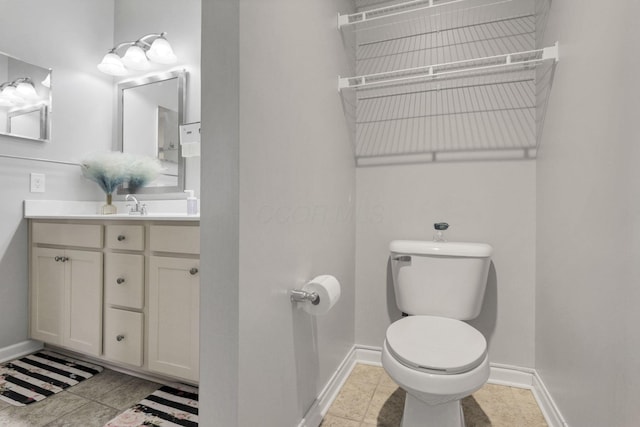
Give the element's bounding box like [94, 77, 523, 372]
[0, 78, 39, 106]
[14, 78, 39, 100]
[98, 32, 177, 76]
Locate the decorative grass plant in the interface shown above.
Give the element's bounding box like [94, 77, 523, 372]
[80, 152, 162, 214]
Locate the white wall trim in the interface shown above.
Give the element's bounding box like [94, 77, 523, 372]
[531, 370, 569, 427]
[0, 340, 43, 363]
[297, 345, 359, 427]
[299, 345, 567, 427]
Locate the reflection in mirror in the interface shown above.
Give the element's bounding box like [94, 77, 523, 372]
[0, 52, 51, 141]
[116, 70, 186, 194]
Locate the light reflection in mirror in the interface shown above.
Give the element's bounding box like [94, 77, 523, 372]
[0, 52, 51, 141]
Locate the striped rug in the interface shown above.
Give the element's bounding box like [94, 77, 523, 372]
[104, 383, 198, 427]
[0, 351, 103, 406]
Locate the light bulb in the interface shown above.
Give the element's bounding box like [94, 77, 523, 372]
[122, 45, 150, 70]
[98, 53, 128, 76]
[147, 37, 177, 65]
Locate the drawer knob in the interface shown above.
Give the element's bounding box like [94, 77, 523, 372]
[189, 267, 198, 276]
[116, 277, 126, 284]
[116, 334, 125, 342]
[55, 256, 69, 262]
[117, 235, 126, 241]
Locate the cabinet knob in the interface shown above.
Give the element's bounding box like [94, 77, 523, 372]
[54, 256, 61, 262]
[117, 235, 126, 241]
[116, 277, 126, 284]
[55, 256, 69, 262]
[189, 267, 199, 276]
[116, 334, 125, 342]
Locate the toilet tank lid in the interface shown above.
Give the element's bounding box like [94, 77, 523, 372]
[390, 240, 492, 257]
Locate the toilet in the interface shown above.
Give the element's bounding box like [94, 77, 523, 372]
[382, 239, 492, 427]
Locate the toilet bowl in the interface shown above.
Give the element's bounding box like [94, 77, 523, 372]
[385, 238, 493, 427]
[381, 316, 490, 427]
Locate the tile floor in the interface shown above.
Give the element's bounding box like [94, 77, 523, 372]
[0, 368, 161, 427]
[321, 364, 548, 427]
[0, 362, 548, 427]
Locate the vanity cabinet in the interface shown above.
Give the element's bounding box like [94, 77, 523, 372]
[148, 256, 200, 381]
[103, 225, 146, 366]
[147, 225, 200, 381]
[30, 224, 103, 357]
[29, 219, 200, 383]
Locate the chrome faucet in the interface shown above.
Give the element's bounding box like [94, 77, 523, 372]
[125, 194, 147, 215]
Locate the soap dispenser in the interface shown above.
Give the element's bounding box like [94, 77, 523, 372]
[185, 190, 198, 215]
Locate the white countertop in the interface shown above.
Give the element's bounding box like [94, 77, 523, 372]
[24, 200, 200, 221]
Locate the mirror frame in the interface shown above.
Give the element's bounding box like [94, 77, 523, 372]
[115, 69, 186, 195]
[6, 104, 49, 140]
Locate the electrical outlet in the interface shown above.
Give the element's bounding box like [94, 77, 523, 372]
[30, 173, 45, 193]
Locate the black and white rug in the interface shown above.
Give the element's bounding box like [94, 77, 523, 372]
[104, 383, 199, 427]
[0, 351, 103, 406]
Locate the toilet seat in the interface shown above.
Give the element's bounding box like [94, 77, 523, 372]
[386, 316, 487, 375]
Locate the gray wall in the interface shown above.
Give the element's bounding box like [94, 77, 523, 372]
[536, 1, 640, 426]
[201, 0, 355, 425]
[355, 161, 537, 367]
[0, 0, 113, 349]
[237, 0, 355, 425]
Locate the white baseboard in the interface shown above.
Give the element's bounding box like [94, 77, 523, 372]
[531, 370, 569, 427]
[299, 345, 567, 427]
[0, 339, 43, 363]
[297, 345, 359, 427]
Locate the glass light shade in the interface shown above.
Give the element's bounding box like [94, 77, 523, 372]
[0, 97, 13, 108]
[98, 53, 128, 76]
[146, 38, 177, 64]
[41, 73, 51, 88]
[16, 81, 38, 100]
[1, 86, 22, 103]
[122, 45, 150, 70]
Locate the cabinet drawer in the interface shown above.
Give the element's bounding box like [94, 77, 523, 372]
[150, 225, 200, 254]
[32, 223, 102, 248]
[105, 253, 144, 309]
[103, 308, 143, 367]
[105, 225, 145, 251]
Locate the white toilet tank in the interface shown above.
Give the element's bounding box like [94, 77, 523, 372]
[390, 240, 492, 320]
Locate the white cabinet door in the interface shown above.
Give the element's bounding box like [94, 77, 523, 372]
[30, 247, 65, 345]
[148, 256, 199, 381]
[63, 250, 103, 356]
[31, 247, 102, 356]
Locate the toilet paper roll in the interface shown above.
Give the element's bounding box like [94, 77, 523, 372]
[302, 275, 341, 315]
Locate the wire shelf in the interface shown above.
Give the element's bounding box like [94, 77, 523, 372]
[337, 0, 557, 165]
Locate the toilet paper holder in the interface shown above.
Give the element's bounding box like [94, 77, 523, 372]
[290, 289, 320, 305]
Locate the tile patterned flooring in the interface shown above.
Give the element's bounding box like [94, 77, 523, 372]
[0, 362, 548, 426]
[0, 368, 161, 427]
[321, 364, 548, 427]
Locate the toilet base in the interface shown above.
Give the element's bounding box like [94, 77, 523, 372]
[401, 393, 465, 427]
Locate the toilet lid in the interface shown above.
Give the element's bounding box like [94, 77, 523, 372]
[385, 316, 487, 375]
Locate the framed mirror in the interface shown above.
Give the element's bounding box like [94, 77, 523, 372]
[0, 52, 51, 141]
[116, 69, 186, 194]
